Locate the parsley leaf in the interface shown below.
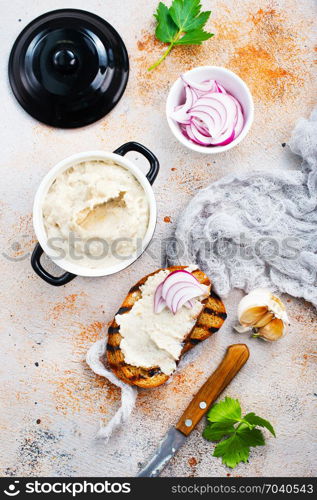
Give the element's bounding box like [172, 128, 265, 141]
[243, 412, 276, 437]
[207, 396, 242, 424]
[154, 2, 178, 43]
[169, 0, 208, 31]
[149, 0, 213, 70]
[213, 433, 250, 469]
[203, 422, 235, 441]
[174, 28, 213, 45]
[237, 426, 265, 447]
[203, 397, 275, 469]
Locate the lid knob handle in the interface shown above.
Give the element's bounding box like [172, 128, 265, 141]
[52, 48, 78, 74]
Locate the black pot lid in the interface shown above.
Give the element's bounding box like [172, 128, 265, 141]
[8, 9, 129, 128]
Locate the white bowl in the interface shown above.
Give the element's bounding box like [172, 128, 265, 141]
[32, 143, 159, 285]
[166, 66, 254, 154]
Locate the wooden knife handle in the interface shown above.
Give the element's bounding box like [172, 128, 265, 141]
[176, 344, 249, 436]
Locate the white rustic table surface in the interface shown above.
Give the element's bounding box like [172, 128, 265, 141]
[0, 0, 316, 477]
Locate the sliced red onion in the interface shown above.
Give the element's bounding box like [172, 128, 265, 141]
[189, 86, 199, 104]
[234, 103, 244, 138]
[171, 75, 245, 147]
[154, 282, 166, 313]
[190, 106, 223, 137]
[190, 111, 218, 137]
[190, 122, 214, 145]
[154, 270, 207, 315]
[161, 270, 200, 298]
[216, 82, 227, 94]
[192, 118, 211, 136]
[190, 101, 225, 137]
[195, 94, 237, 135]
[194, 80, 218, 96]
[184, 299, 194, 309]
[209, 128, 235, 146]
[165, 281, 204, 305]
[164, 282, 191, 305]
[170, 285, 205, 314]
[180, 124, 191, 140]
[181, 75, 216, 92]
[170, 85, 194, 124]
[186, 124, 197, 143]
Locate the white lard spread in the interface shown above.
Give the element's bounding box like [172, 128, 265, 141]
[117, 267, 210, 375]
[42, 160, 149, 269]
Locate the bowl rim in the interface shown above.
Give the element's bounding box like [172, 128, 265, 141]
[166, 65, 254, 154]
[32, 150, 157, 277]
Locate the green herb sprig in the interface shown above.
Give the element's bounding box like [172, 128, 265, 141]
[149, 0, 214, 71]
[203, 397, 276, 469]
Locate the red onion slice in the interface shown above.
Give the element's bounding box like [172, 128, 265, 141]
[170, 85, 194, 124]
[181, 75, 217, 92]
[154, 270, 207, 314]
[191, 113, 216, 137]
[174, 289, 204, 313]
[188, 86, 199, 104]
[164, 281, 203, 305]
[184, 299, 194, 309]
[194, 80, 218, 96]
[171, 76, 245, 147]
[190, 99, 227, 135]
[192, 120, 211, 138]
[225, 95, 244, 139]
[186, 124, 198, 143]
[170, 285, 205, 314]
[180, 125, 191, 140]
[190, 108, 222, 137]
[155, 298, 166, 314]
[197, 94, 237, 135]
[234, 104, 244, 138]
[209, 127, 235, 146]
[161, 270, 202, 299]
[190, 122, 214, 145]
[154, 282, 165, 313]
[216, 82, 227, 94]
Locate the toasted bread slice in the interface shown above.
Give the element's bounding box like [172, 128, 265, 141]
[106, 266, 226, 388]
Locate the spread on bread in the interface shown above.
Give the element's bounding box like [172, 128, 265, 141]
[117, 267, 210, 375]
[106, 266, 227, 388]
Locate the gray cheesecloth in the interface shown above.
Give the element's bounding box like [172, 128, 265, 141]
[87, 107, 317, 443]
[168, 107, 317, 308]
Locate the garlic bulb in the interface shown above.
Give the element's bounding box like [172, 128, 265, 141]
[235, 288, 289, 341]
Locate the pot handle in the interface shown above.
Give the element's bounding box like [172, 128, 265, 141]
[113, 142, 159, 185]
[31, 243, 76, 286]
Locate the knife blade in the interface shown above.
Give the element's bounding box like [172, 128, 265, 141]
[137, 344, 249, 477]
[137, 427, 186, 477]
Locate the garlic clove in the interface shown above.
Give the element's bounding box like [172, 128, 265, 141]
[257, 318, 285, 341]
[234, 323, 252, 334]
[236, 288, 289, 342]
[253, 311, 275, 328]
[239, 306, 269, 326]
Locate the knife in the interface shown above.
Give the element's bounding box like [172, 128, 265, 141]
[137, 343, 249, 477]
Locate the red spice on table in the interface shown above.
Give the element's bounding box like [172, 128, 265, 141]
[188, 457, 197, 467]
[48, 292, 86, 321]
